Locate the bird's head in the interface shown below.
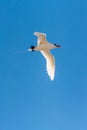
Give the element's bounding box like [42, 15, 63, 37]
[54, 44, 61, 48]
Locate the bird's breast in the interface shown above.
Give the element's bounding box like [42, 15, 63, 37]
[34, 43, 54, 51]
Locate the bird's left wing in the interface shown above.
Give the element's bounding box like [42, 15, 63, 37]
[41, 50, 55, 80]
[34, 32, 47, 45]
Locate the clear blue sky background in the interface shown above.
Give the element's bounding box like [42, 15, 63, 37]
[0, 0, 87, 130]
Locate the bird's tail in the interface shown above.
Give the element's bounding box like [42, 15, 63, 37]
[14, 50, 28, 55]
[28, 45, 35, 51]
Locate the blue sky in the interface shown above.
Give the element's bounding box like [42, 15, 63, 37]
[0, 0, 87, 130]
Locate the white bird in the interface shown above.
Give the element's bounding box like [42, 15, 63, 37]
[28, 32, 61, 80]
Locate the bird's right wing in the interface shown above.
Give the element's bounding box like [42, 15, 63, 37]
[41, 50, 55, 80]
[34, 32, 47, 45]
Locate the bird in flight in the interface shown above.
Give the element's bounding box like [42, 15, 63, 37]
[28, 32, 61, 80]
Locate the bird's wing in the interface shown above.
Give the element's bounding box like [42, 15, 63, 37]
[34, 32, 47, 45]
[41, 50, 55, 80]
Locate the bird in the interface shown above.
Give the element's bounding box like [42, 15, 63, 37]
[28, 32, 61, 80]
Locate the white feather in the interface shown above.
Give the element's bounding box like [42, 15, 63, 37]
[34, 32, 47, 45]
[28, 32, 60, 80]
[41, 50, 55, 80]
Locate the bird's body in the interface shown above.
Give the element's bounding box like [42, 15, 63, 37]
[28, 32, 61, 80]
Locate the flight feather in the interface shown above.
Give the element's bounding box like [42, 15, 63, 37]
[34, 32, 47, 45]
[41, 50, 55, 80]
